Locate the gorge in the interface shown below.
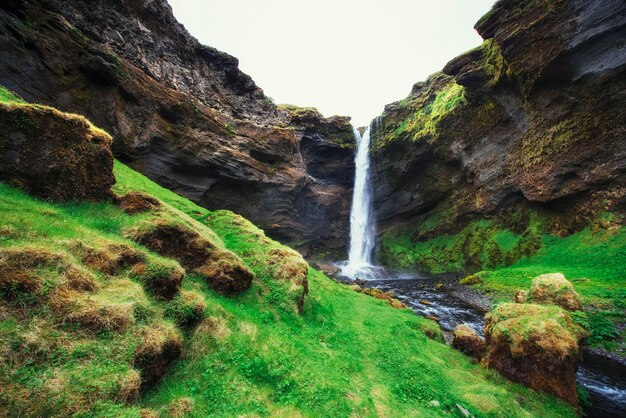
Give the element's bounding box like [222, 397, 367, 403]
[0, 0, 625, 417]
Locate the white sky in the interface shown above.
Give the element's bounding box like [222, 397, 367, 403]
[168, 0, 496, 126]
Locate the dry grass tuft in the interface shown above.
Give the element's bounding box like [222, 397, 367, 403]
[115, 191, 162, 214]
[117, 369, 142, 403]
[49, 287, 135, 331]
[197, 249, 254, 295]
[169, 396, 195, 417]
[67, 239, 144, 275]
[0, 246, 65, 299]
[126, 218, 253, 295]
[129, 258, 184, 300]
[134, 322, 183, 385]
[166, 290, 207, 326]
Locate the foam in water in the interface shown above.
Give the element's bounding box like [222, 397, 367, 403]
[341, 124, 378, 280]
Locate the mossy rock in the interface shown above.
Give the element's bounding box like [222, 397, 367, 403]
[460, 273, 484, 285]
[484, 302, 588, 406]
[452, 324, 486, 360]
[529, 273, 582, 311]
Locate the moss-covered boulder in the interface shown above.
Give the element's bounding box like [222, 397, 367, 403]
[0, 103, 114, 201]
[484, 303, 588, 406]
[529, 273, 581, 311]
[452, 324, 486, 360]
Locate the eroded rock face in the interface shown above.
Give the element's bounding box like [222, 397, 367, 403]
[0, 103, 114, 201]
[0, 0, 354, 253]
[370, 0, 626, 243]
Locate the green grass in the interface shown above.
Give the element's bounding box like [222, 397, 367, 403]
[0, 162, 578, 417]
[0, 86, 24, 104]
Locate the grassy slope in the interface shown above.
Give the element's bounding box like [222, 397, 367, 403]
[0, 163, 575, 417]
[117, 163, 572, 417]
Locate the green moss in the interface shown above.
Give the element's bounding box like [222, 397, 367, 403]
[383, 79, 467, 145]
[480, 39, 513, 85]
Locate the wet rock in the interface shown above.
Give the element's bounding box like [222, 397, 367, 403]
[0, 103, 114, 202]
[459, 274, 483, 285]
[456, 403, 472, 418]
[529, 273, 582, 311]
[353, 287, 407, 309]
[484, 303, 588, 406]
[452, 324, 486, 360]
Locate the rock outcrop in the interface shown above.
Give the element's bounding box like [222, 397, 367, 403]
[0, 102, 114, 201]
[0, 0, 354, 253]
[370, 0, 626, 247]
[483, 303, 588, 406]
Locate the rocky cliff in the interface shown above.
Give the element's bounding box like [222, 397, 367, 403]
[371, 0, 626, 268]
[0, 0, 355, 254]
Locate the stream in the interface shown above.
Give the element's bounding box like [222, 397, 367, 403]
[366, 274, 626, 418]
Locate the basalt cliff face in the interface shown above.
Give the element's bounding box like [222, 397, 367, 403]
[0, 0, 354, 254]
[371, 0, 626, 262]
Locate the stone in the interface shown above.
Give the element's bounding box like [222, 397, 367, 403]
[483, 303, 588, 406]
[452, 324, 486, 360]
[529, 273, 582, 311]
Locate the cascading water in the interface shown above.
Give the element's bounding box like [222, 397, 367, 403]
[341, 124, 378, 280]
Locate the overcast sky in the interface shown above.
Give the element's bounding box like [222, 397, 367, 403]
[168, 0, 496, 126]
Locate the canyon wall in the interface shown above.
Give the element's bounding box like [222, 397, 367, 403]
[370, 0, 626, 268]
[0, 0, 354, 254]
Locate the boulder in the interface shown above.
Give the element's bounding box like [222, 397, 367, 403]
[0, 103, 114, 201]
[484, 303, 588, 406]
[529, 273, 582, 311]
[452, 324, 486, 360]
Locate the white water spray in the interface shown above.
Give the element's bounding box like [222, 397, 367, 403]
[341, 125, 377, 280]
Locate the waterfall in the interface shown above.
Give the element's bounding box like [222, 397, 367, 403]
[341, 124, 377, 280]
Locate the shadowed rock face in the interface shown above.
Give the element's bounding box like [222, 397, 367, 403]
[0, 0, 354, 253]
[370, 0, 626, 239]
